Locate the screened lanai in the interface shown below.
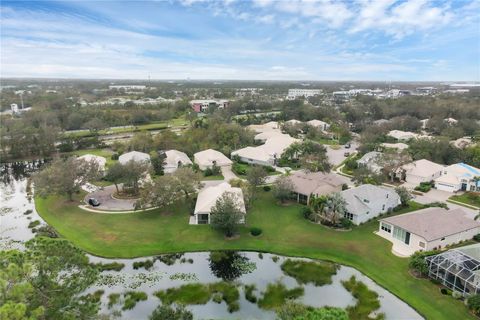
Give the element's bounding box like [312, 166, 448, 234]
[426, 244, 480, 296]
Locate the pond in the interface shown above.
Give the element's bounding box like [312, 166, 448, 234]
[0, 161, 423, 319]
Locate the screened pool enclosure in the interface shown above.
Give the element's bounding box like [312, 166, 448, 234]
[426, 244, 480, 296]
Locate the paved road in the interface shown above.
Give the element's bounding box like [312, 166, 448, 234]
[326, 141, 359, 166]
[85, 185, 137, 211]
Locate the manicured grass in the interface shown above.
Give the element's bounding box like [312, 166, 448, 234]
[257, 282, 304, 310]
[342, 276, 384, 320]
[280, 259, 338, 286]
[35, 191, 473, 319]
[449, 193, 480, 208]
[316, 138, 339, 145]
[232, 162, 279, 176]
[70, 148, 116, 167]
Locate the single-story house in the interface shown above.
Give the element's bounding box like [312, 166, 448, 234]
[307, 119, 330, 131]
[435, 163, 480, 192]
[378, 207, 480, 256]
[288, 170, 344, 204]
[357, 151, 383, 173]
[340, 184, 400, 225]
[254, 130, 284, 143]
[452, 137, 474, 149]
[380, 142, 409, 151]
[247, 121, 279, 133]
[119, 151, 151, 165]
[77, 154, 107, 173]
[163, 150, 193, 173]
[400, 159, 444, 185]
[194, 149, 233, 170]
[191, 182, 245, 224]
[387, 130, 419, 141]
[285, 119, 302, 126]
[232, 133, 300, 167]
[444, 117, 458, 125]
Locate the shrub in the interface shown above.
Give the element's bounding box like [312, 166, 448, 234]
[300, 206, 313, 220]
[452, 291, 463, 299]
[423, 202, 448, 209]
[133, 259, 154, 270]
[263, 185, 271, 192]
[232, 163, 247, 175]
[474, 234, 480, 242]
[440, 288, 452, 295]
[265, 166, 276, 173]
[250, 227, 262, 236]
[341, 183, 349, 191]
[244, 284, 257, 303]
[122, 291, 147, 310]
[409, 251, 438, 276]
[34, 225, 58, 238]
[94, 262, 125, 272]
[204, 168, 213, 176]
[111, 153, 119, 160]
[414, 182, 433, 193]
[468, 294, 480, 316]
[340, 217, 353, 229]
[23, 209, 33, 215]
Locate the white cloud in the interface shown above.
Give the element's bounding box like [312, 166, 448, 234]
[256, 14, 275, 24]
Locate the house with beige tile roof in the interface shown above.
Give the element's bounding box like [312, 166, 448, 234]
[288, 170, 344, 204]
[401, 159, 444, 185]
[163, 150, 193, 173]
[377, 207, 480, 256]
[307, 119, 330, 131]
[194, 149, 233, 170]
[191, 182, 245, 225]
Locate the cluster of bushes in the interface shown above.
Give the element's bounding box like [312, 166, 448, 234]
[250, 227, 262, 236]
[122, 291, 148, 310]
[133, 259, 154, 270]
[156, 253, 185, 265]
[232, 162, 247, 175]
[93, 261, 125, 272]
[204, 164, 221, 177]
[414, 181, 434, 193]
[263, 185, 271, 192]
[408, 250, 439, 277]
[300, 206, 353, 229]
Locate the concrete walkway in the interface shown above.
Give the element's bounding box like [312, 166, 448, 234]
[221, 165, 238, 182]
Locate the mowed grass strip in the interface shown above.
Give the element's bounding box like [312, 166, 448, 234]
[35, 190, 473, 319]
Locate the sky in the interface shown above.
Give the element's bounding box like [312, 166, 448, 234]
[1, 0, 479, 81]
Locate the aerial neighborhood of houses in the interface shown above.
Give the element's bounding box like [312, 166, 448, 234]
[2, 79, 480, 318]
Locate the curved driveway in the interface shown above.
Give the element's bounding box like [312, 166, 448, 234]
[84, 185, 137, 211]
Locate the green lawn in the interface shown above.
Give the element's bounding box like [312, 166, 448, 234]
[449, 193, 480, 208]
[233, 162, 280, 177]
[35, 191, 472, 320]
[70, 148, 116, 167]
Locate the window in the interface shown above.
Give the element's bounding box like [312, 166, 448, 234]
[381, 222, 392, 233]
[344, 212, 354, 221]
[382, 204, 385, 211]
[363, 199, 370, 203]
[386, 194, 389, 198]
[419, 242, 425, 248]
[393, 226, 410, 245]
[441, 237, 445, 241]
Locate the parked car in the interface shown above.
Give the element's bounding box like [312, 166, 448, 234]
[344, 152, 350, 157]
[345, 143, 351, 148]
[88, 198, 101, 207]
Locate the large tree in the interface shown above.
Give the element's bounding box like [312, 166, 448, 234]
[273, 176, 294, 203]
[378, 150, 412, 182]
[122, 159, 150, 195]
[33, 157, 102, 200]
[321, 193, 347, 225]
[0, 237, 100, 320]
[210, 192, 244, 237]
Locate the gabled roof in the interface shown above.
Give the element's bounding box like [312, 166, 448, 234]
[436, 163, 480, 186]
[289, 170, 344, 196]
[164, 150, 192, 168]
[381, 207, 480, 241]
[194, 182, 245, 214]
[402, 159, 444, 177]
[77, 154, 107, 167]
[231, 146, 271, 162]
[341, 184, 400, 215]
[194, 149, 232, 166]
[254, 130, 284, 141]
[119, 151, 151, 164]
[307, 119, 328, 128]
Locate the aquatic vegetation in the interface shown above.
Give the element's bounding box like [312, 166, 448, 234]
[244, 284, 257, 303]
[122, 291, 148, 310]
[133, 259, 154, 270]
[108, 293, 120, 308]
[271, 256, 279, 263]
[281, 259, 338, 286]
[157, 253, 184, 265]
[28, 220, 40, 228]
[342, 276, 385, 320]
[155, 281, 240, 313]
[258, 282, 304, 310]
[93, 262, 125, 272]
[169, 272, 199, 282]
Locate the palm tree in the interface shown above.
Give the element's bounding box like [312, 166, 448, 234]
[323, 193, 347, 225]
[309, 195, 328, 223]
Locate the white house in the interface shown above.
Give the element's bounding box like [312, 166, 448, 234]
[340, 184, 400, 225]
[307, 119, 330, 131]
[191, 182, 246, 224]
[378, 207, 480, 256]
[77, 154, 107, 173]
[254, 130, 284, 143]
[357, 151, 383, 173]
[287, 88, 322, 99]
[387, 130, 419, 141]
[435, 163, 480, 192]
[163, 150, 192, 173]
[285, 119, 302, 126]
[194, 149, 233, 170]
[119, 151, 151, 165]
[232, 134, 300, 167]
[247, 121, 279, 133]
[401, 159, 444, 185]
